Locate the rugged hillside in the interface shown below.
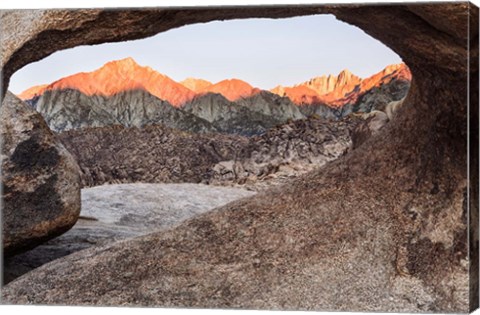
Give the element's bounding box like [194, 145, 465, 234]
[35, 88, 216, 133]
[352, 78, 410, 113]
[57, 116, 366, 189]
[58, 124, 248, 187]
[208, 117, 360, 190]
[270, 84, 324, 106]
[236, 90, 305, 120]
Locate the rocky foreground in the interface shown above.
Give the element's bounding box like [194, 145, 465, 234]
[3, 183, 256, 284]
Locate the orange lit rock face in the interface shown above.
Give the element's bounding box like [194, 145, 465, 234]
[271, 85, 324, 105]
[17, 84, 49, 100]
[18, 58, 196, 107]
[301, 69, 362, 96]
[198, 79, 261, 102]
[180, 78, 213, 93]
[359, 63, 412, 92]
[271, 63, 411, 108]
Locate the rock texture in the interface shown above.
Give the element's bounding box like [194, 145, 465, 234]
[1, 3, 478, 313]
[3, 183, 256, 284]
[1, 92, 81, 256]
[57, 124, 247, 187]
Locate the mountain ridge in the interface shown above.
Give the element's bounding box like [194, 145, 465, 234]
[18, 58, 411, 109]
[18, 58, 196, 107]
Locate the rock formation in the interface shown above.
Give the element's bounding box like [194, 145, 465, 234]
[1, 92, 81, 256]
[55, 116, 359, 188]
[0, 3, 477, 312]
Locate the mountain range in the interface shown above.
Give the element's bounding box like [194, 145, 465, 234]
[18, 58, 411, 135]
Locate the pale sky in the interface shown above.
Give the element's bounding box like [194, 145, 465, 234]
[9, 14, 402, 94]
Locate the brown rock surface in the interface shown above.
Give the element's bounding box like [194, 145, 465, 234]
[1, 92, 81, 256]
[0, 2, 478, 312]
[57, 124, 246, 187]
[351, 110, 389, 149]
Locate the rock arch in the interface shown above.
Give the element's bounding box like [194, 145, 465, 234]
[1, 3, 478, 312]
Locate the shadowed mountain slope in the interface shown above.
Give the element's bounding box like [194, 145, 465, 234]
[35, 88, 216, 133]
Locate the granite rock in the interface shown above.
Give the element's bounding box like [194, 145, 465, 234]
[1, 92, 81, 256]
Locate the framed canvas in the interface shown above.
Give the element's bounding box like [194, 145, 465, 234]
[0, 0, 479, 313]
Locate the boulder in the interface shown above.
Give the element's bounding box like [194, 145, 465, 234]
[1, 92, 81, 256]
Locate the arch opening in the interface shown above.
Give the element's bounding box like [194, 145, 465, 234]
[0, 4, 477, 312]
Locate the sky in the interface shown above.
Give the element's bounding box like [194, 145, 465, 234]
[9, 14, 403, 94]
